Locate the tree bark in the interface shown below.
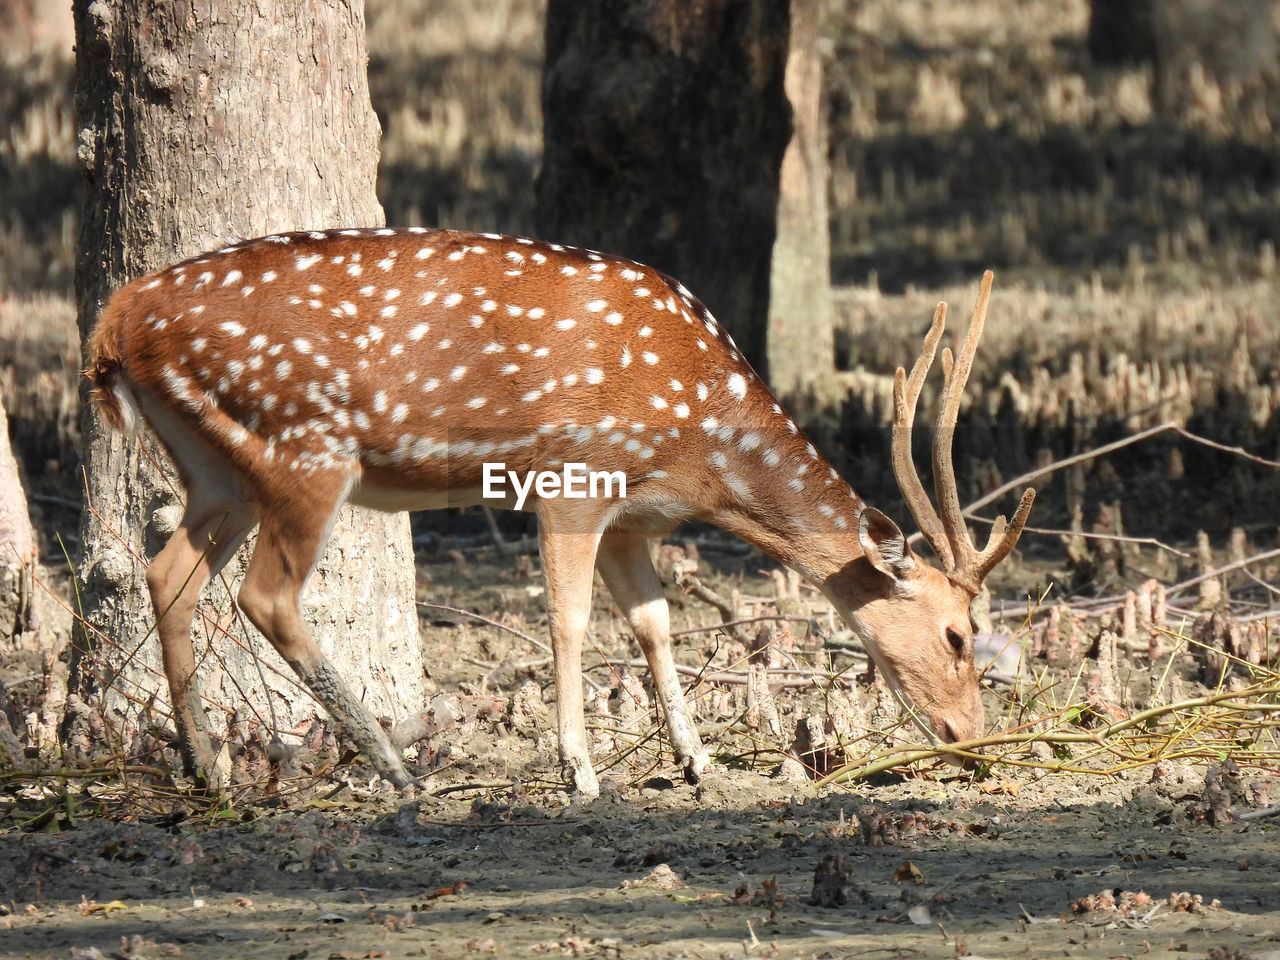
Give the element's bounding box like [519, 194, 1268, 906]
[766, 0, 833, 400]
[536, 0, 791, 379]
[0, 392, 39, 645]
[70, 0, 425, 769]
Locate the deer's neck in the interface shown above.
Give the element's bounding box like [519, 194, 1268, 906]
[704, 437, 869, 586]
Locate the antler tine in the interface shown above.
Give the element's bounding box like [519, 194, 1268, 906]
[891, 301, 953, 567]
[931, 270, 992, 573]
[973, 487, 1036, 583]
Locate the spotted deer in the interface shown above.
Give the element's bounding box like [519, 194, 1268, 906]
[86, 227, 1033, 796]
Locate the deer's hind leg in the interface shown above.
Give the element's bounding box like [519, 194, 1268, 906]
[233, 470, 412, 789]
[146, 467, 257, 786]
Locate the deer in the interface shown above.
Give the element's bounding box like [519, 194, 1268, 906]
[86, 226, 1034, 797]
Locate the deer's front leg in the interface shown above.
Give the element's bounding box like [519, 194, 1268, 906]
[595, 532, 710, 785]
[537, 517, 604, 798]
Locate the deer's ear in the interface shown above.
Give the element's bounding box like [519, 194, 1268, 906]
[858, 508, 916, 581]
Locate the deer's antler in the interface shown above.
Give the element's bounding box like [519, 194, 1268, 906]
[891, 271, 1035, 593]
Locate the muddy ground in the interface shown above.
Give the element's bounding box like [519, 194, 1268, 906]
[2, 759, 1277, 959]
[3, 543, 1279, 960]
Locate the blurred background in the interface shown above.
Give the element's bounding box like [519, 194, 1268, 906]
[2, 0, 1279, 578]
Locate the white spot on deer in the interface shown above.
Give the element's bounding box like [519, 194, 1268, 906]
[142, 278, 161, 291]
[532, 347, 549, 358]
[359, 285, 375, 297]
[701, 416, 718, 435]
[834, 516, 849, 530]
[295, 254, 322, 270]
[507, 304, 524, 317]
[248, 334, 267, 350]
[390, 403, 408, 424]
[372, 391, 388, 413]
[521, 390, 542, 402]
[262, 394, 277, 411]
[377, 257, 395, 271]
[786, 419, 798, 434]
[443, 292, 463, 308]
[226, 359, 245, 381]
[374, 228, 394, 237]
[651, 396, 667, 410]
[505, 250, 525, 264]
[560, 265, 578, 276]
[642, 351, 658, 365]
[586, 299, 607, 313]
[481, 300, 497, 312]
[527, 307, 545, 320]
[468, 316, 484, 328]
[437, 338, 453, 350]
[562, 373, 580, 387]
[240, 286, 255, 297]
[385, 288, 401, 300]
[607, 431, 625, 445]
[556, 318, 576, 331]
[293, 338, 312, 354]
[806, 442, 818, 459]
[380, 305, 397, 319]
[221, 270, 242, 287]
[620, 345, 632, 368]
[727, 373, 748, 400]
[638, 326, 652, 338]
[415, 247, 435, 260]
[482, 342, 505, 354]
[422, 378, 440, 392]
[347, 264, 363, 277]
[501, 363, 520, 375]
[672, 403, 689, 419]
[738, 432, 761, 452]
[339, 301, 357, 317]
[220, 321, 246, 337]
[763, 448, 780, 466]
[450, 365, 467, 381]
[709, 450, 728, 468]
[788, 478, 804, 492]
[723, 473, 752, 498]
[420, 291, 437, 306]
[193, 271, 213, 289]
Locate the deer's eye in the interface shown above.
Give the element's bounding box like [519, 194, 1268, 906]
[945, 628, 966, 654]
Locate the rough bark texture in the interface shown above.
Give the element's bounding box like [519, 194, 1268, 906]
[71, 0, 425, 754]
[0, 392, 39, 644]
[766, 0, 833, 400]
[536, 0, 790, 379]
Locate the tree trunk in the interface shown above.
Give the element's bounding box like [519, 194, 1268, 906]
[766, 0, 833, 400]
[0, 392, 39, 645]
[70, 0, 425, 771]
[536, 0, 791, 379]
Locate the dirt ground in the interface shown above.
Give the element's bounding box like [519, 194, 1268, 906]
[3, 544, 1279, 960]
[2, 761, 1277, 959]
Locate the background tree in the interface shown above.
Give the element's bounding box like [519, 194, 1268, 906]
[536, 0, 791, 380]
[766, 0, 834, 399]
[0, 393, 38, 644]
[69, 0, 426, 780]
